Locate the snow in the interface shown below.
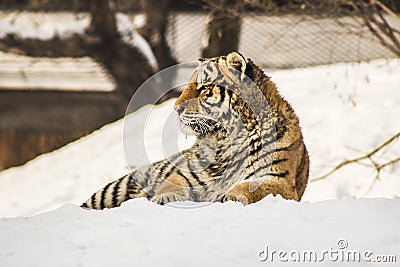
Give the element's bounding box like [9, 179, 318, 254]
[132, 13, 147, 29]
[0, 58, 399, 266]
[0, 197, 399, 266]
[116, 13, 158, 71]
[0, 51, 115, 91]
[271, 59, 400, 201]
[0, 12, 89, 39]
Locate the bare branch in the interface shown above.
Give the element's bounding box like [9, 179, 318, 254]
[244, 0, 400, 57]
[374, 4, 400, 49]
[311, 131, 400, 182]
[379, 156, 400, 169]
[202, 0, 244, 57]
[88, 0, 117, 39]
[375, 0, 400, 23]
[350, 0, 400, 56]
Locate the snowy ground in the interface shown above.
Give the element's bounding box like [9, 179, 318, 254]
[1, 197, 399, 267]
[0, 59, 399, 266]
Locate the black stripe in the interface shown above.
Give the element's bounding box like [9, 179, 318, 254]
[248, 146, 274, 163]
[111, 177, 124, 207]
[171, 155, 187, 169]
[100, 182, 112, 210]
[164, 165, 177, 178]
[235, 132, 275, 159]
[264, 158, 288, 167]
[208, 158, 228, 177]
[199, 101, 212, 113]
[243, 170, 256, 181]
[249, 136, 259, 147]
[236, 138, 261, 155]
[183, 175, 194, 188]
[90, 193, 97, 209]
[203, 98, 218, 107]
[276, 126, 287, 141]
[158, 158, 180, 179]
[273, 157, 288, 164]
[219, 87, 225, 103]
[183, 176, 194, 188]
[190, 169, 207, 187]
[297, 147, 307, 174]
[267, 170, 289, 178]
[125, 175, 134, 201]
[249, 143, 262, 156]
[176, 170, 194, 188]
[206, 64, 213, 73]
[258, 158, 288, 173]
[227, 87, 233, 107]
[276, 138, 302, 152]
[243, 158, 288, 180]
[158, 161, 170, 174]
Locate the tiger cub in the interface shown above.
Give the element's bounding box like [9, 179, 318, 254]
[81, 51, 309, 209]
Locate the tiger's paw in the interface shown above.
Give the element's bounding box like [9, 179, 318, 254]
[221, 193, 249, 205]
[151, 192, 186, 205]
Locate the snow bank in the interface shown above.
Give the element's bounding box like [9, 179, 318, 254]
[0, 197, 399, 266]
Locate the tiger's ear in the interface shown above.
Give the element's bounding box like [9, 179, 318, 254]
[226, 52, 247, 73]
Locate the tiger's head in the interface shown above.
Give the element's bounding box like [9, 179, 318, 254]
[175, 51, 265, 137]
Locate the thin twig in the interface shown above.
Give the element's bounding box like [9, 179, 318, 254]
[375, 0, 400, 23]
[311, 132, 400, 182]
[378, 156, 400, 170]
[355, 1, 400, 56]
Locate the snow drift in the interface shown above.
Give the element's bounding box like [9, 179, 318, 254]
[0, 197, 399, 266]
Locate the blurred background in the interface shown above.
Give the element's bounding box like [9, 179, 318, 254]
[0, 0, 399, 171]
[0, 0, 400, 217]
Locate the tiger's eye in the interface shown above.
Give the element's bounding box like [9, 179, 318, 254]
[199, 86, 208, 94]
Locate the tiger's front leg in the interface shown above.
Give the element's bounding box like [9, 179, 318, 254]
[150, 173, 190, 205]
[221, 178, 300, 205]
[221, 191, 250, 205]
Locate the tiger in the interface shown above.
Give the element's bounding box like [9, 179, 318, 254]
[81, 51, 309, 209]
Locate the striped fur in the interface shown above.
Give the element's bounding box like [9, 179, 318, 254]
[82, 52, 309, 209]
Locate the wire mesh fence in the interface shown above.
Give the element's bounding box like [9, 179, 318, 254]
[167, 12, 399, 68]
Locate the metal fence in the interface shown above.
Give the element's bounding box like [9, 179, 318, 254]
[167, 12, 399, 68]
